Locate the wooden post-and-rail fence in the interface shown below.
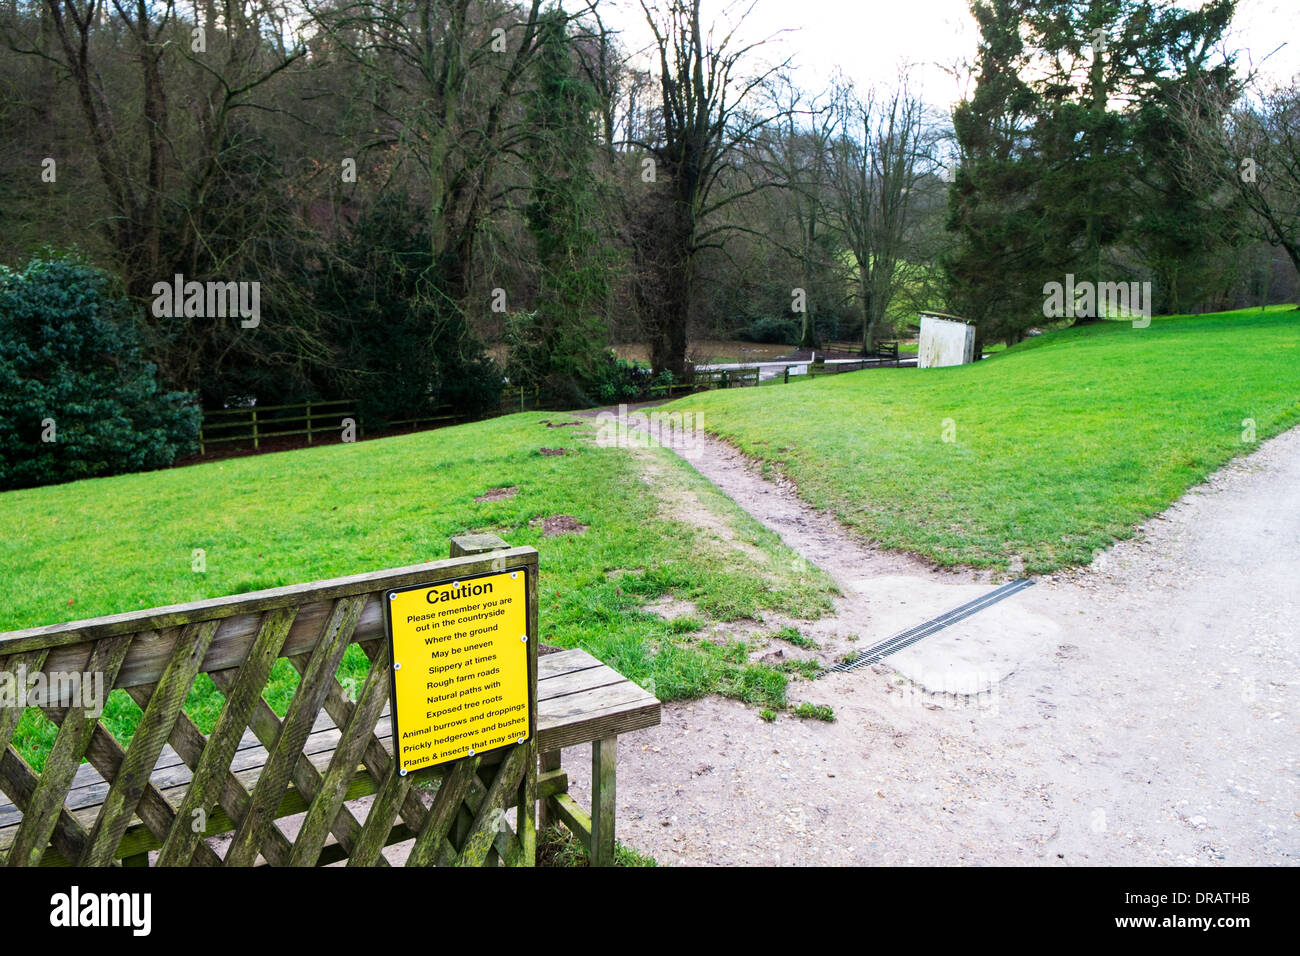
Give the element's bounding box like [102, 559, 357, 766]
[0, 540, 541, 867]
[197, 390, 551, 455]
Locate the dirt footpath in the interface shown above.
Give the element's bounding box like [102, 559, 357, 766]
[562, 425, 1300, 865]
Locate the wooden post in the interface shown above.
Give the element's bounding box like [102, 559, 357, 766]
[251, 408, 259, 450]
[591, 736, 617, 866]
[538, 750, 561, 833]
[306, 401, 313, 444]
[449, 533, 512, 558]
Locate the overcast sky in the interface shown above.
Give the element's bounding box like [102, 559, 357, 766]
[596, 0, 1300, 110]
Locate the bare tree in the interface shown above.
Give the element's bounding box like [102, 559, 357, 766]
[308, 0, 566, 302]
[631, 0, 789, 378]
[1217, 79, 1300, 278]
[4, 1, 306, 297]
[829, 73, 932, 353]
[762, 73, 837, 348]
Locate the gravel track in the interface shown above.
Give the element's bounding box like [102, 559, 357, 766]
[560, 422, 1300, 866]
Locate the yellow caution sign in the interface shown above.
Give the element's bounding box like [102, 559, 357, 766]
[385, 568, 531, 773]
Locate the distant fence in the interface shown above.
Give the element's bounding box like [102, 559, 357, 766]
[198, 376, 772, 457]
[200, 400, 361, 453]
[199, 393, 521, 454]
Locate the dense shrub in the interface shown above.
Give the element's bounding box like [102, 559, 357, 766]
[0, 252, 201, 489]
[583, 351, 676, 405]
[735, 316, 800, 345]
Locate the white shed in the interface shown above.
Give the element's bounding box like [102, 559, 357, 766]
[917, 313, 976, 369]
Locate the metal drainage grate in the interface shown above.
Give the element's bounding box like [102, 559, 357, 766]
[826, 578, 1035, 674]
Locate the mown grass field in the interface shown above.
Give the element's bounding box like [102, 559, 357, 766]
[666, 306, 1300, 573]
[0, 413, 835, 769]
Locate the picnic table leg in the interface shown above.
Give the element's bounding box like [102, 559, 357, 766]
[590, 736, 616, 867]
[538, 749, 561, 834]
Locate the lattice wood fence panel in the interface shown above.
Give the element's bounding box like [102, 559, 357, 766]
[0, 548, 539, 867]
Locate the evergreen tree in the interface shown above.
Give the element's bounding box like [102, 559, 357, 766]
[945, 0, 1047, 347]
[947, 0, 1242, 343]
[0, 251, 200, 489]
[509, 7, 615, 404]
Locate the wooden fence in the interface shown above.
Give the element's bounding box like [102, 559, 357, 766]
[197, 376, 754, 457]
[0, 546, 540, 866]
[199, 399, 466, 454]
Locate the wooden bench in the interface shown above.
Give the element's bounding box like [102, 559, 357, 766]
[0, 648, 658, 867]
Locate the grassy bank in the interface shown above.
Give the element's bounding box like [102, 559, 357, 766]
[665, 306, 1300, 573]
[0, 413, 835, 768]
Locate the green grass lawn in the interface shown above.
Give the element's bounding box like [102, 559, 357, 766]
[664, 306, 1300, 573]
[0, 413, 835, 769]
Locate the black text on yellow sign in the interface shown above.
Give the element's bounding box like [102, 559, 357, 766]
[385, 568, 530, 773]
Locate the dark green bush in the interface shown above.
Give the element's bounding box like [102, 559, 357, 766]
[586, 351, 658, 405]
[735, 316, 799, 345]
[0, 251, 201, 489]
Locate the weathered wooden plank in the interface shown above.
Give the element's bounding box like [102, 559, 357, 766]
[516, 742, 537, 867]
[406, 757, 479, 867]
[0, 655, 643, 826]
[537, 664, 632, 703]
[548, 792, 592, 851]
[27, 766, 387, 866]
[347, 764, 415, 868]
[161, 704, 296, 867]
[315, 822, 416, 869]
[156, 607, 294, 866]
[289, 638, 392, 866]
[1, 692, 655, 849]
[80, 619, 219, 866]
[0, 650, 50, 754]
[0, 748, 89, 866]
[1, 550, 538, 652]
[537, 649, 603, 682]
[0, 703, 353, 830]
[223, 596, 362, 866]
[2, 696, 344, 816]
[5, 633, 131, 867]
[43, 601, 350, 693]
[77, 721, 222, 867]
[449, 534, 511, 557]
[1, 692, 655, 846]
[457, 744, 529, 867]
[537, 768, 567, 799]
[590, 736, 617, 867]
[538, 751, 562, 834]
[537, 698, 661, 754]
[297, 640, 414, 846]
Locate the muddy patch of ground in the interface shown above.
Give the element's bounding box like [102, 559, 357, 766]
[474, 486, 518, 502]
[529, 514, 589, 536]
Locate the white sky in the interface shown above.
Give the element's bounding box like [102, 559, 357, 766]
[595, 0, 1300, 110]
